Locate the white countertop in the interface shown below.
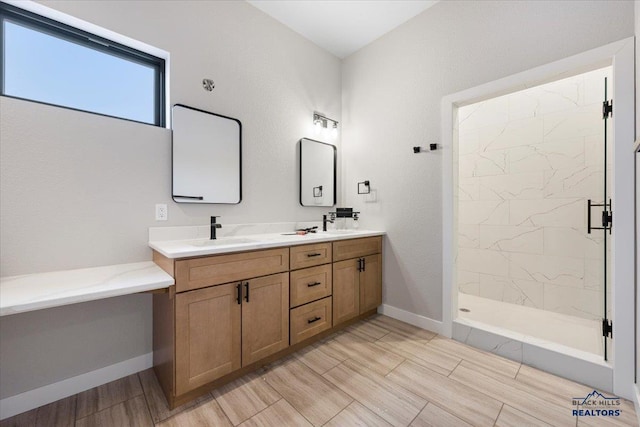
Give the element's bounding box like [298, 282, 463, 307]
[0, 228, 383, 316]
[149, 229, 385, 259]
[0, 262, 175, 316]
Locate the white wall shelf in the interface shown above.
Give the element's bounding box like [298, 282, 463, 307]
[0, 262, 174, 316]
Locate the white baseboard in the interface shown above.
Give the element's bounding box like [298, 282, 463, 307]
[378, 304, 443, 335]
[0, 352, 153, 420]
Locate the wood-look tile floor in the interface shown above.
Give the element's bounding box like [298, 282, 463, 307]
[2, 314, 637, 427]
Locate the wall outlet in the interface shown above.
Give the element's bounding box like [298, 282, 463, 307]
[155, 204, 168, 221]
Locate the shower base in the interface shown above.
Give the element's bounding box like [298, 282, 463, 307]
[454, 293, 612, 393]
[457, 293, 603, 356]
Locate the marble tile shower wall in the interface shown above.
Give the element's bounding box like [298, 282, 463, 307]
[456, 67, 612, 320]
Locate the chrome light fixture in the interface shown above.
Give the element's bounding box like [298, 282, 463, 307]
[313, 112, 338, 137]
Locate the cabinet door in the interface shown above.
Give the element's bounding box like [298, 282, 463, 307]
[242, 273, 289, 365]
[332, 259, 360, 326]
[175, 283, 241, 395]
[360, 254, 382, 313]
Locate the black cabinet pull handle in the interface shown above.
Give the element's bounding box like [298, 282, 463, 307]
[244, 282, 249, 302]
[362, 258, 366, 271]
[307, 253, 322, 258]
[357, 258, 363, 272]
[307, 316, 322, 324]
[236, 283, 242, 305]
[307, 281, 322, 287]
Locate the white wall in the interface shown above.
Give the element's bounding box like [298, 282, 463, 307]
[0, 0, 341, 399]
[341, 0, 634, 323]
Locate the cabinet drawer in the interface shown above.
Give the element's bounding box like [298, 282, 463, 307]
[290, 297, 332, 345]
[290, 243, 332, 270]
[175, 248, 289, 292]
[333, 236, 382, 262]
[290, 264, 332, 308]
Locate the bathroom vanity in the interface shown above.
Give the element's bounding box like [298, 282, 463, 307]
[150, 231, 383, 408]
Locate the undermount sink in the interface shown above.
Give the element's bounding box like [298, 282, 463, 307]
[191, 237, 256, 247]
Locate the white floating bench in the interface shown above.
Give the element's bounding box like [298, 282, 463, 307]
[0, 261, 174, 316]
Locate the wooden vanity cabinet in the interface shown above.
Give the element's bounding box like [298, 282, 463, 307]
[153, 235, 382, 409]
[153, 248, 290, 404]
[332, 237, 382, 326]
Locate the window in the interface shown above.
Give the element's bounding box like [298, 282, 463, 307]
[0, 3, 165, 126]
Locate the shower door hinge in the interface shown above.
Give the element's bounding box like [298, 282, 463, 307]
[587, 199, 612, 234]
[602, 319, 613, 338]
[602, 100, 613, 119]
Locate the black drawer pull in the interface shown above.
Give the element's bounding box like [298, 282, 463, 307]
[236, 283, 242, 305]
[244, 282, 249, 302]
[307, 316, 322, 324]
[307, 253, 322, 258]
[307, 281, 322, 287]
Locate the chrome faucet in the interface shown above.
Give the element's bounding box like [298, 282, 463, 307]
[210, 216, 222, 240]
[322, 214, 334, 232]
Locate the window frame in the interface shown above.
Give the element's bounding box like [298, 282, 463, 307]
[0, 2, 166, 127]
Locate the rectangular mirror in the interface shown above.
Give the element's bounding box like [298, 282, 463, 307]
[299, 138, 336, 207]
[172, 104, 242, 204]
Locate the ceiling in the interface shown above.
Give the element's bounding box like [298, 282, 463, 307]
[246, 1, 438, 59]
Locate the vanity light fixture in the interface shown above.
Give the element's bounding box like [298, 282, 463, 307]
[313, 112, 339, 137]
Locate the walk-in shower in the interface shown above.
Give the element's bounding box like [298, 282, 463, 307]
[454, 67, 613, 360]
